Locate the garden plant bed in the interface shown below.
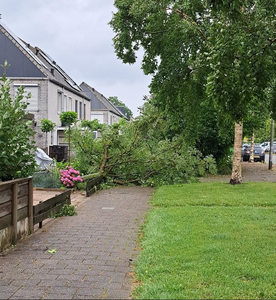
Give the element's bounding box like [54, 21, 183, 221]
[33, 188, 71, 229]
[33, 188, 67, 205]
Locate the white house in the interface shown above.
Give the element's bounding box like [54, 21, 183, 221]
[80, 82, 127, 125]
[0, 20, 90, 158]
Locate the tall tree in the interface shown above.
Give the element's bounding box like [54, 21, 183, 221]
[40, 118, 56, 152]
[110, 0, 276, 184]
[109, 96, 133, 119]
[59, 111, 78, 164]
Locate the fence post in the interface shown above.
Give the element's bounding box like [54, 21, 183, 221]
[39, 201, 43, 229]
[28, 177, 34, 234]
[12, 183, 18, 246]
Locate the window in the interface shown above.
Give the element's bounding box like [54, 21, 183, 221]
[84, 103, 86, 120]
[68, 97, 72, 111]
[75, 100, 78, 114]
[14, 84, 39, 111]
[57, 91, 62, 114]
[63, 95, 67, 112]
[79, 102, 82, 120]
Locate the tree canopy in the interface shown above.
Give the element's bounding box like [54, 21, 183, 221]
[109, 96, 133, 119]
[110, 0, 276, 183]
[70, 100, 217, 186]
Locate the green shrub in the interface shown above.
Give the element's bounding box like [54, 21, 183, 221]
[217, 155, 233, 175]
[0, 62, 36, 181]
[53, 204, 77, 217]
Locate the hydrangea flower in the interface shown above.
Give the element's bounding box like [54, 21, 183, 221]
[60, 166, 83, 188]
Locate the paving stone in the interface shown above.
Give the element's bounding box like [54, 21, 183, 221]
[73, 295, 96, 299]
[10, 286, 48, 298]
[42, 293, 73, 299]
[0, 293, 16, 300]
[57, 274, 86, 281]
[47, 269, 75, 275]
[0, 278, 13, 285]
[37, 279, 69, 287]
[0, 286, 21, 293]
[9, 278, 41, 287]
[45, 286, 78, 295]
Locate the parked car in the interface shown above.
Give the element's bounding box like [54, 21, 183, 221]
[261, 142, 270, 152]
[242, 145, 265, 162]
[265, 142, 276, 152]
[253, 146, 265, 162]
[242, 145, 250, 161]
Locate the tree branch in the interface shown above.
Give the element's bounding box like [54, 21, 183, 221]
[169, 8, 208, 44]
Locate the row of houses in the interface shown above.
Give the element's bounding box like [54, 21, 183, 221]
[0, 20, 128, 158]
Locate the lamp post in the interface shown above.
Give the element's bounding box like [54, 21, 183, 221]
[269, 119, 274, 170]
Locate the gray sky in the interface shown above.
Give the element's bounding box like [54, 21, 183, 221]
[0, 0, 151, 116]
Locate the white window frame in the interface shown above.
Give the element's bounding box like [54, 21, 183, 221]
[63, 94, 67, 112]
[68, 97, 72, 111]
[75, 100, 78, 114]
[79, 101, 82, 120]
[57, 91, 62, 114]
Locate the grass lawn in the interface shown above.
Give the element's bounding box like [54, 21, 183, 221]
[133, 182, 276, 299]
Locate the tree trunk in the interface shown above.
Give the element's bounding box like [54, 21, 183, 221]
[249, 131, 254, 163]
[68, 126, 71, 165]
[230, 122, 243, 185]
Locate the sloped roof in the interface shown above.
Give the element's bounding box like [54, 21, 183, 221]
[0, 20, 89, 100]
[80, 82, 126, 118]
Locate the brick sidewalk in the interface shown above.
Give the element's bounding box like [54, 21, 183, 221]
[0, 186, 153, 299]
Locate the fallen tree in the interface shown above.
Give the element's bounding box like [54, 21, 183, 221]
[69, 106, 216, 187]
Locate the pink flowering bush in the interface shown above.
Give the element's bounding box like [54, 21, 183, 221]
[59, 166, 83, 188]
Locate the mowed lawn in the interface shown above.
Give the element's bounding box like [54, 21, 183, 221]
[133, 182, 276, 299]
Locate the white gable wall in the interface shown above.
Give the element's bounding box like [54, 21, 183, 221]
[9, 79, 90, 151]
[9, 78, 49, 151]
[91, 110, 121, 126]
[48, 81, 90, 146]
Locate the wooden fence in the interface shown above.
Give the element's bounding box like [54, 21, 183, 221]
[0, 177, 33, 251]
[86, 174, 104, 197]
[33, 189, 71, 228]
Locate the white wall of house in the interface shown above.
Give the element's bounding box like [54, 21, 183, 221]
[107, 111, 121, 125]
[10, 78, 49, 151]
[10, 79, 90, 152]
[48, 82, 90, 147]
[91, 110, 121, 125]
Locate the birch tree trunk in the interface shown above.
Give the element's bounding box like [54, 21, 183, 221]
[230, 122, 243, 184]
[249, 131, 254, 163]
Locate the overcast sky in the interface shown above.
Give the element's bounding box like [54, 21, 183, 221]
[0, 0, 151, 116]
